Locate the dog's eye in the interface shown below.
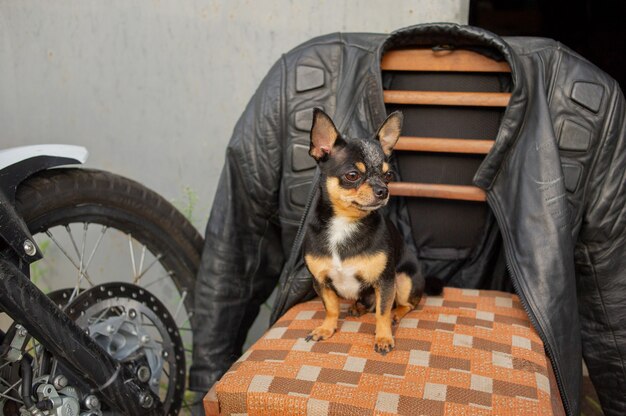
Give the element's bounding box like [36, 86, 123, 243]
[383, 171, 394, 183]
[344, 171, 361, 182]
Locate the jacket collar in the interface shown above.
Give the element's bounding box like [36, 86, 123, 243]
[374, 23, 528, 190]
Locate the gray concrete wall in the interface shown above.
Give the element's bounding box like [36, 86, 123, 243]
[0, 1, 469, 348]
[0, 0, 468, 230]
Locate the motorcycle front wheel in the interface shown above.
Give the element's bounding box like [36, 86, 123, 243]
[6, 168, 203, 415]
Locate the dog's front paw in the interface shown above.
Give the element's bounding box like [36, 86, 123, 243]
[305, 325, 335, 342]
[374, 336, 395, 356]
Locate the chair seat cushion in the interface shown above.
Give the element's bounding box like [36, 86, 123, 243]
[208, 288, 565, 415]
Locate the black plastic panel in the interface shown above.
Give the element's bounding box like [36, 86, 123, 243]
[559, 119, 591, 152]
[571, 81, 604, 113]
[296, 65, 325, 92]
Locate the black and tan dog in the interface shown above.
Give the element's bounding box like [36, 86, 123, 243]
[303, 108, 440, 355]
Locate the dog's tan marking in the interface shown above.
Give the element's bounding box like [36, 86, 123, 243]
[393, 272, 415, 322]
[356, 183, 376, 203]
[308, 286, 340, 341]
[305, 253, 387, 284]
[326, 177, 375, 220]
[304, 254, 331, 283]
[383, 162, 390, 173]
[342, 252, 388, 284]
[374, 286, 395, 354]
[355, 162, 366, 173]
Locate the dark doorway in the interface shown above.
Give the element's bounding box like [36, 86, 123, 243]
[469, 0, 626, 89]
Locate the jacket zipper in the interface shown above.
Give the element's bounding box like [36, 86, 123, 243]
[273, 171, 320, 320]
[488, 193, 573, 416]
[274, 79, 370, 319]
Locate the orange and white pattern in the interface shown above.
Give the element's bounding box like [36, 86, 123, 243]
[209, 288, 565, 415]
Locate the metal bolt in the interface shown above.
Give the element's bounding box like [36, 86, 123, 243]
[52, 375, 68, 390]
[140, 335, 150, 344]
[16, 324, 28, 337]
[139, 392, 154, 409]
[162, 350, 169, 359]
[106, 325, 115, 334]
[128, 309, 137, 319]
[84, 395, 100, 410]
[136, 365, 151, 383]
[23, 240, 37, 256]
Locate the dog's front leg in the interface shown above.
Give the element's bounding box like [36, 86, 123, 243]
[374, 281, 395, 355]
[306, 285, 340, 342]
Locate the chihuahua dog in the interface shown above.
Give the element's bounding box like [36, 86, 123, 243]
[303, 108, 439, 355]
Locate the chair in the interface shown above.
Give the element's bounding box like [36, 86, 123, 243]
[203, 47, 567, 416]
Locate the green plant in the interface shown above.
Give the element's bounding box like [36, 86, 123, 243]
[30, 239, 52, 292]
[172, 186, 203, 229]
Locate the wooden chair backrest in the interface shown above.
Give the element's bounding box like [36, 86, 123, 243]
[382, 48, 511, 202]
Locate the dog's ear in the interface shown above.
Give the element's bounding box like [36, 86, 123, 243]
[310, 108, 340, 161]
[376, 111, 403, 157]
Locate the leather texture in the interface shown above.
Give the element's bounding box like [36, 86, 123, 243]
[191, 23, 626, 416]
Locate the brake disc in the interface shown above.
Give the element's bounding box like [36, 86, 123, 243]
[65, 282, 186, 415]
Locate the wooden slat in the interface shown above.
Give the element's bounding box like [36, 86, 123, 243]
[384, 90, 510, 107]
[204, 385, 220, 416]
[395, 137, 494, 154]
[382, 49, 511, 73]
[389, 182, 487, 202]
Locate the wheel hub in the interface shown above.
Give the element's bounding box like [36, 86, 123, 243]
[65, 283, 186, 415]
[86, 300, 164, 390]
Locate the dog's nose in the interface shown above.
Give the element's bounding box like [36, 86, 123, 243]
[373, 185, 388, 199]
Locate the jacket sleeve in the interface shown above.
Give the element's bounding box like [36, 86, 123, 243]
[189, 58, 286, 391]
[576, 81, 626, 415]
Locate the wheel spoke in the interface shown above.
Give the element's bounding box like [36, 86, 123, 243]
[67, 225, 108, 305]
[82, 225, 108, 278]
[174, 290, 188, 321]
[138, 245, 147, 280]
[92, 306, 112, 326]
[0, 374, 15, 389]
[50, 359, 58, 380]
[79, 223, 88, 279]
[65, 224, 88, 281]
[129, 234, 138, 279]
[45, 230, 95, 288]
[132, 254, 164, 285]
[144, 273, 174, 289]
[0, 379, 23, 403]
[178, 311, 194, 330]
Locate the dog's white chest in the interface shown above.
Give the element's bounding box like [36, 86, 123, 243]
[326, 217, 362, 299]
[327, 255, 361, 300]
[327, 217, 359, 251]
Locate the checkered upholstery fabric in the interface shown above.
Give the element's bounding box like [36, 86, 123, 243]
[207, 288, 565, 415]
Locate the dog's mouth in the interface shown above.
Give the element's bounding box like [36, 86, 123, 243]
[353, 201, 387, 211]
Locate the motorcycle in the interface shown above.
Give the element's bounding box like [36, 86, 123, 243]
[0, 145, 203, 415]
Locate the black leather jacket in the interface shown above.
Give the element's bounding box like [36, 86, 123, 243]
[191, 23, 626, 415]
